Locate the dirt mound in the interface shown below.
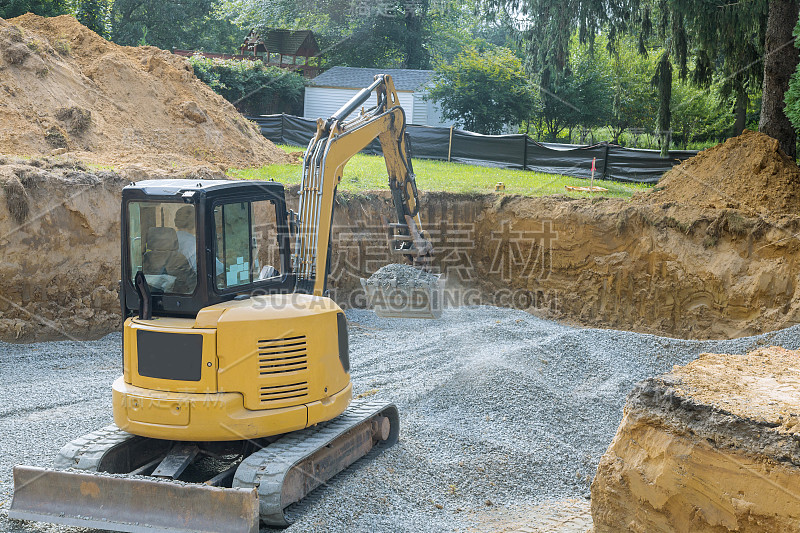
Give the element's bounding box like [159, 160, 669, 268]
[0, 14, 289, 170]
[592, 346, 800, 532]
[638, 130, 800, 215]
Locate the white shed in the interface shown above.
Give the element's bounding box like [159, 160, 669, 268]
[303, 67, 450, 127]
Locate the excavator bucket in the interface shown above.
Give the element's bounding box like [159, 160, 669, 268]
[9, 465, 260, 533]
[361, 271, 444, 319]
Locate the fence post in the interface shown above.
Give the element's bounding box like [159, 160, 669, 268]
[522, 135, 528, 171]
[600, 141, 610, 180]
[280, 114, 286, 145]
[447, 126, 454, 162]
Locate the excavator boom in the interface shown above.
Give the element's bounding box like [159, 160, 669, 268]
[293, 74, 439, 317]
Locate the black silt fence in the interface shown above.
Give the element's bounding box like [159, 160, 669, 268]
[248, 114, 698, 184]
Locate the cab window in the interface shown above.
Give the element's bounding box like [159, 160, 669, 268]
[213, 199, 281, 291]
[128, 201, 197, 295]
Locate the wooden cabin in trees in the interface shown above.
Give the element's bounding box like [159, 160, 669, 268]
[240, 29, 321, 78]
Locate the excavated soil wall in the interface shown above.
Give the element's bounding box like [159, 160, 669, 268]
[3, 166, 800, 341]
[326, 190, 800, 339]
[0, 160, 125, 341]
[591, 346, 800, 532]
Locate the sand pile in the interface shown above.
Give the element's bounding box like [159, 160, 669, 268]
[639, 130, 800, 215]
[0, 14, 289, 170]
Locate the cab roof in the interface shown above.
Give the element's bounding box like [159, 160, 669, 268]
[123, 179, 284, 198]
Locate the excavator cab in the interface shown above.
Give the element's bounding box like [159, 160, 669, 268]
[120, 179, 294, 319]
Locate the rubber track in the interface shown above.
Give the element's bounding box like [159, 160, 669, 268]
[53, 424, 141, 471]
[47, 402, 399, 528]
[233, 399, 400, 527]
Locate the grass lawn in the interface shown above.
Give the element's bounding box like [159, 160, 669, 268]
[229, 145, 651, 199]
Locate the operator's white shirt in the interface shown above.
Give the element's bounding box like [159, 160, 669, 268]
[177, 230, 225, 275]
[176, 230, 197, 271]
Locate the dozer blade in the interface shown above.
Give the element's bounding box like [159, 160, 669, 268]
[360, 277, 443, 319]
[9, 465, 260, 533]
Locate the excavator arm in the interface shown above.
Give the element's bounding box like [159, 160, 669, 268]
[293, 74, 433, 296]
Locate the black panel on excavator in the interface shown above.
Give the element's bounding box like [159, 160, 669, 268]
[337, 312, 349, 373]
[137, 330, 203, 381]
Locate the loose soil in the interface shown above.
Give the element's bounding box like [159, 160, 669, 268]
[0, 14, 289, 170]
[2, 115, 800, 341]
[365, 263, 441, 288]
[638, 130, 800, 215]
[4, 308, 800, 532]
[5, 169, 800, 341]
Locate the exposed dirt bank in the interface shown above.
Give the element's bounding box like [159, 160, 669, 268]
[328, 190, 800, 340]
[591, 346, 800, 532]
[0, 158, 125, 341]
[0, 14, 288, 170]
[2, 158, 799, 341]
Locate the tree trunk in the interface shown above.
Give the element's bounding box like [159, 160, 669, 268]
[653, 52, 673, 157]
[759, 0, 799, 158]
[734, 90, 748, 136]
[403, 0, 429, 69]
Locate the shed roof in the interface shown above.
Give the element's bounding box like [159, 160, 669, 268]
[245, 29, 319, 56]
[309, 67, 435, 91]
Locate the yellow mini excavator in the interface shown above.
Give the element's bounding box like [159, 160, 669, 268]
[9, 74, 435, 532]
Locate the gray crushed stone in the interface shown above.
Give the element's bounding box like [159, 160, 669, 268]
[365, 263, 440, 288]
[1, 306, 799, 532]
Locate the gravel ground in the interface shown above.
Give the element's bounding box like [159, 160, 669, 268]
[1, 305, 799, 532]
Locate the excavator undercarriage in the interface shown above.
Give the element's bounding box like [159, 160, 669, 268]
[12, 400, 398, 532]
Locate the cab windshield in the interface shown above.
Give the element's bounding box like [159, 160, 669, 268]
[128, 201, 197, 295]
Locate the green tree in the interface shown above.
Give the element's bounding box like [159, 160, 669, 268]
[484, 0, 796, 157]
[75, 0, 112, 38]
[606, 35, 659, 144]
[0, 0, 67, 18]
[111, 0, 245, 51]
[425, 2, 520, 65]
[671, 81, 732, 149]
[758, 0, 798, 157]
[218, 0, 444, 68]
[322, 5, 430, 69]
[428, 46, 534, 134]
[784, 9, 800, 141]
[531, 35, 613, 141]
[188, 55, 305, 115]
